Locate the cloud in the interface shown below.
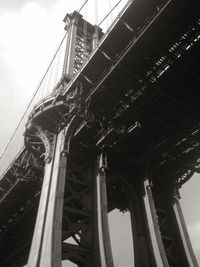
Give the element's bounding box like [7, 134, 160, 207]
[0, 0, 55, 12]
[0, 0, 29, 11]
[0, 2, 63, 90]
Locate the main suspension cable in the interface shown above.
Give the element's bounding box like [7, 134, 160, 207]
[98, 0, 123, 26]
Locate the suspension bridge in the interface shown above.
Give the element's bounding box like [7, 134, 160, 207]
[0, 0, 200, 266]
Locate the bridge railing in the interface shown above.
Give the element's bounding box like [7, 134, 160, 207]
[0, 0, 130, 179]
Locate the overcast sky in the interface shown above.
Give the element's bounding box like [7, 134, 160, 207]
[0, 1, 199, 266]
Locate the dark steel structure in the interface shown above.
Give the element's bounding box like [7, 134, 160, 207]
[0, 0, 200, 266]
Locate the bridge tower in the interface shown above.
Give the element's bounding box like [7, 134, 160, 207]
[22, 2, 199, 267]
[26, 11, 113, 267]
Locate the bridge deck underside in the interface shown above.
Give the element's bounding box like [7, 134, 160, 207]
[74, 0, 200, 184]
[0, 0, 200, 265]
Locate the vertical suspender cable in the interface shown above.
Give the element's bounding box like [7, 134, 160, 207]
[94, 0, 99, 25]
[46, 61, 54, 96]
[94, 0, 99, 44]
[108, 0, 114, 25]
[52, 39, 63, 88]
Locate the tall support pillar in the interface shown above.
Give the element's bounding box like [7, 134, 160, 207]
[27, 128, 68, 267]
[63, 12, 79, 78]
[173, 194, 198, 267]
[129, 197, 151, 267]
[143, 177, 169, 267]
[94, 154, 114, 267]
[62, 151, 114, 267]
[128, 175, 169, 267]
[63, 11, 103, 78]
[151, 182, 199, 267]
